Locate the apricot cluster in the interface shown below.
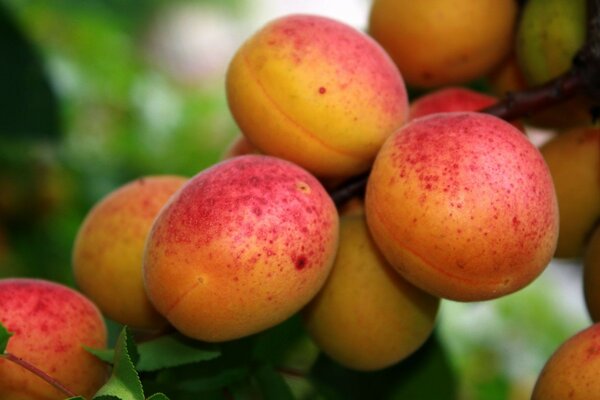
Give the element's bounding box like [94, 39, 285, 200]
[8, 3, 595, 397]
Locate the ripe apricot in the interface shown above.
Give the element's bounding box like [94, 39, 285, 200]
[409, 87, 498, 120]
[369, 0, 517, 88]
[0, 278, 108, 400]
[366, 112, 558, 301]
[226, 14, 408, 179]
[303, 215, 439, 371]
[144, 155, 339, 342]
[540, 127, 600, 258]
[73, 176, 187, 331]
[532, 323, 600, 399]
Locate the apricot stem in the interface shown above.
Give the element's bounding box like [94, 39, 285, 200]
[2, 352, 78, 398]
[329, 172, 368, 207]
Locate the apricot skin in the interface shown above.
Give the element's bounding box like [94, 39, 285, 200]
[532, 323, 600, 400]
[369, 0, 517, 88]
[409, 87, 498, 120]
[73, 175, 187, 331]
[226, 14, 408, 179]
[143, 155, 339, 342]
[303, 216, 439, 371]
[365, 112, 558, 301]
[540, 127, 600, 258]
[0, 278, 108, 400]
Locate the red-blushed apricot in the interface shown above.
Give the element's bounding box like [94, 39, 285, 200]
[532, 323, 600, 399]
[368, 0, 517, 88]
[226, 14, 408, 179]
[303, 215, 439, 371]
[584, 226, 600, 322]
[409, 87, 524, 132]
[0, 278, 108, 400]
[540, 127, 600, 258]
[365, 112, 558, 301]
[409, 87, 498, 120]
[73, 175, 187, 331]
[143, 155, 339, 342]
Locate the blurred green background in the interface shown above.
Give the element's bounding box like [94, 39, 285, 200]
[0, 1, 591, 399]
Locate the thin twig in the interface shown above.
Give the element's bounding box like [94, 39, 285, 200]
[2, 352, 78, 398]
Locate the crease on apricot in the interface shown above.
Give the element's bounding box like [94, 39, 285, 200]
[241, 54, 369, 162]
[371, 203, 510, 289]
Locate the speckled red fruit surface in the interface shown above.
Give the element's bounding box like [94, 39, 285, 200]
[143, 155, 339, 342]
[366, 112, 558, 301]
[0, 278, 108, 400]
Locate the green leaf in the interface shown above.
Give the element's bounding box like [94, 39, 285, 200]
[66, 397, 86, 400]
[171, 367, 249, 393]
[87, 332, 221, 372]
[86, 347, 115, 364]
[254, 364, 294, 400]
[94, 327, 144, 400]
[136, 332, 220, 372]
[0, 321, 14, 354]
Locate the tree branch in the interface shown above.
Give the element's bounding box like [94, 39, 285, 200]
[2, 352, 78, 398]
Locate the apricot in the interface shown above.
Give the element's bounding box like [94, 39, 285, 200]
[584, 226, 600, 322]
[143, 155, 339, 342]
[226, 14, 408, 179]
[221, 134, 259, 160]
[540, 127, 600, 258]
[365, 112, 558, 301]
[368, 0, 517, 88]
[409, 87, 523, 131]
[0, 278, 108, 400]
[409, 87, 498, 120]
[73, 175, 187, 331]
[303, 215, 439, 371]
[531, 323, 600, 399]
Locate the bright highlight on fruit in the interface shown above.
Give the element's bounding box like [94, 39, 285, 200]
[143, 155, 339, 342]
[226, 14, 409, 179]
[366, 112, 559, 301]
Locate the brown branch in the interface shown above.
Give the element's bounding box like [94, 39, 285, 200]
[2, 352, 78, 398]
[329, 172, 368, 207]
[480, 68, 584, 120]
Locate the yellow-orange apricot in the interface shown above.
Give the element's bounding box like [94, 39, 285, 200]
[303, 216, 439, 371]
[226, 14, 408, 179]
[73, 175, 187, 330]
[540, 127, 600, 258]
[369, 0, 517, 88]
[532, 323, 600, 399]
